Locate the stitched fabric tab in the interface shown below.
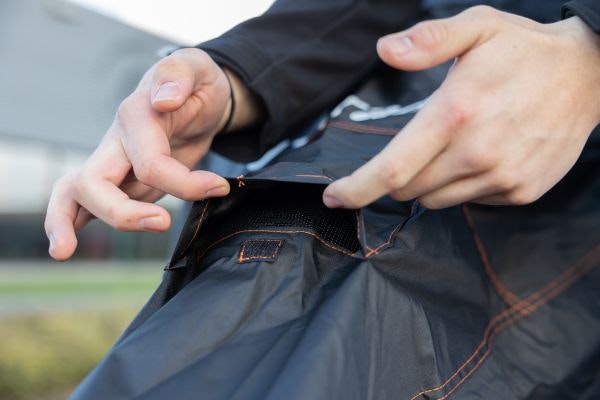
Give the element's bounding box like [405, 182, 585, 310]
[238, 239, 283, 263]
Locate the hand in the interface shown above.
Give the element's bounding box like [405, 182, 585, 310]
[323, 7, 600, 210]
[45, 48, 234, 261]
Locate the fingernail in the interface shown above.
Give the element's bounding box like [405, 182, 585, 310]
[323, 194, 343, 208]
[387, 36, 414, 55]
[48, 233, 55, 254]
[206, 185, 230, 198]
[153, 82, 180, 102]
[139, 216, 164, 231]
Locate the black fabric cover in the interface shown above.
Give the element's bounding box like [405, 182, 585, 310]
[71, 58, 600, 399]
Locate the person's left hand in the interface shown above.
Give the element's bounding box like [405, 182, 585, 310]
[323, 6, 600, 209]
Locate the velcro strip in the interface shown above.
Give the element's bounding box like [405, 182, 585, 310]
[238, 239, 283, 263]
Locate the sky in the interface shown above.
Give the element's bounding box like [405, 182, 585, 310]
[69, 0, 274, 44]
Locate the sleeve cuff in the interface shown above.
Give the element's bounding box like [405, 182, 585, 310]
[198, 36, 289, 162]
[563, 1, 600, 34]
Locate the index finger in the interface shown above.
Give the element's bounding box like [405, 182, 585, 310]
[116, 94, 229, 201]
[323, 96, 453, 208]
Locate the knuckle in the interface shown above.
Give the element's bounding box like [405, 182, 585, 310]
[491, 171, 518, 192]
[378, 159, 409, 190]
[412, 20, 449, 49]
[390, 190, 410, 202]
[466, 5, 498, 19]
[71, 174, 89, 200]
[418, 197, 440, 210]
[116, 96, 137, 119]
[463, 5, 504, 28]
[177, 185, 196, 201]
[52, 174, 72, 193]
[157, 53, 187, 71]
[507, 186, 540, 206]
[156, 50, 202, 78]
[461, 144, 496, 171]
[106, 206, 132, 231]
[134, 157, 161, 184]
[444, 96, 475, 129]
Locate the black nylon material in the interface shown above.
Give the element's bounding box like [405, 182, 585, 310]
[71, 51, 600, 399]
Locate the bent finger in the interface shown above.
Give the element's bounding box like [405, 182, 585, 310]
[323, 96, 453, 209]
[45, 176, 80, 261]
[417, 173, 502, 209]
[74, 176, 172, 232]
[74, 208, 95, 233]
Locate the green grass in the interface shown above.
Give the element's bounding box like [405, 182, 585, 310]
[0, 309, 138, 400]
[0, 260, 164, 399]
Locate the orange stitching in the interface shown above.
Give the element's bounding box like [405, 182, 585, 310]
[408, 243, 600, 400]
[513, 241, 600, 316]
[328, 120, 399, 136]
[238, 239, 283, 263]
[177, 200, 210, 258]
[295, 174, 334, 182]
[364, 221, 404, 258]
[196, 228, 362, 263]
[462, 205, 523, 306]
[435, 249, 600, 400]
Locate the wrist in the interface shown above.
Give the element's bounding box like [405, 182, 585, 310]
[214, 68, 235, 135]
[217, 67, 266, 135]
[555, 16, 600, 125]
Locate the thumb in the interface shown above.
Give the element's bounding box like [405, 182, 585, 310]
[150, 52, 198, 113]
[377, 6, 498, 71]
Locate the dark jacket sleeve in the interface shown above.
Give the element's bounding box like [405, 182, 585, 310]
[198, 0, 422, 161]
[563, 0, 600, 33]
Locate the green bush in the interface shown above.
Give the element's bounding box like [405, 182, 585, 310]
[0, 309, 138, 400]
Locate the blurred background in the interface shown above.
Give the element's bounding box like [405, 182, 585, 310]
[0, 0, 272, 398]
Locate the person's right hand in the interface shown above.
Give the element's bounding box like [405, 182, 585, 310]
[45, 48, 234, 261]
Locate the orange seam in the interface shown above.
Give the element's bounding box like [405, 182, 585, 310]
[364, 221, 404, 258]
[364, 201, 421, 258]
[238, 239, 283, 263]
[462, 205, 523, 306]
[328, 120, 399, 135]
[295, 174, 334, 182]
[408, 243, 600, 400]
[177, 200, 210, 258]
[197, 228, 362, 262]
[513, 242, 600, 316]
[436, 250, 600, 400]
[410, 244, 600, 400]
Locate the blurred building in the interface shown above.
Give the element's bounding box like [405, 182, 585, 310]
[0, 0, 274, 259]
[0, 0, 176, 258]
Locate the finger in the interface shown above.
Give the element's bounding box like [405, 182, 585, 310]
[388, 144, 492, 201]
[470, 194, 512, 206]
[377, 5, 501, 71]
[417, 173, 505, 209]
[45, 176, 80, 261]
[151, 48, 221, 113]
[323, 95, 452, 209]
[75, 133, 173, 232]
[74, 208, 95, 233]
[115, 103, 230, 201]
[74, 175, 172, 232]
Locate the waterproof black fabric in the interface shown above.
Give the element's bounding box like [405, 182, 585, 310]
[201, 0, 597, 161]
[71, 57, 600, 398]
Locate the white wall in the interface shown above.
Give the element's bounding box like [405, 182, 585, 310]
[69, 0, 275, 44]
